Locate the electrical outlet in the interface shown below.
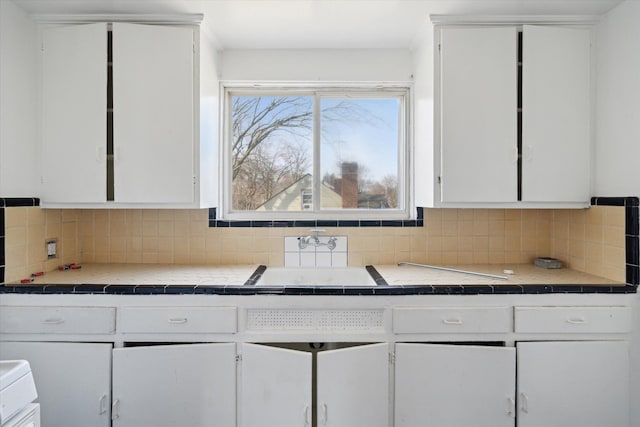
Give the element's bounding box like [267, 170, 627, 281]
[46, 239, 57, 259]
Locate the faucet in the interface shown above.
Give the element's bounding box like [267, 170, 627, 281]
[298, 229, 337, 250]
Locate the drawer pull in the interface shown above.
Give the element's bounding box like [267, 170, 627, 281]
[111, 399, 120, 420]
[320, 403, 328, 425]
[520, 393, 529, 414]
[507, 397, 515, 418]
[566, 317, 587, 324]
[442, 318, 463, 325]
[168, 317, 188, 324]
[42, 318, 65, 325]
[99, 394, 108, 415]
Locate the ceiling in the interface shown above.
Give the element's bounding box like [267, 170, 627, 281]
[12, 0, 624, 49]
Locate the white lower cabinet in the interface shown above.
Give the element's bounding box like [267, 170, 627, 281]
[395, 341, 629, 427]
[241, 343, 389, 427]
[0, 341, 112, 427]
[517, 341, 629, 427]
[394, 343, 516, 427]
[111, 343, 236, 427]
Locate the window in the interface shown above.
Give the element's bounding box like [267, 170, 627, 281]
[222, 85, 411, 220]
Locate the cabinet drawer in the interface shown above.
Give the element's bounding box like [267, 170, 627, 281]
[119, 307, 237, 334]
[0, 306, 116, 334]
[514, 306, 632, 333]
[393, 307, 512, 334]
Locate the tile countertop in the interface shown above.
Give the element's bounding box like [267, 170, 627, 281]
[374, 264, 626, 287]
[0, 263, 635, 295]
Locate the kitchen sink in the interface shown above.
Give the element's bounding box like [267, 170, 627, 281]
[256, 267, 377, 286]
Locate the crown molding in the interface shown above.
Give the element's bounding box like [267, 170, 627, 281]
[430, 14, 600, 26]
[31, 13, 204, 25]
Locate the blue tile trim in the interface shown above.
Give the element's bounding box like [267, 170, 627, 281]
[1, 198, 40, 207]
[1, 282, 634, 295]
[208, 207, 425, 228]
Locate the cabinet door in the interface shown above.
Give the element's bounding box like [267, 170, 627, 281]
[395, 343, 515, 427]
[317, 343, 389, 427]
[240, 343, 312, 427]
[41, 23, 107, 204]
[112, 23, 195, 204]
[521, 26, 590, 203]
[112, 343, 235, 427]
[517, 341, 629, 427]
[0, 341, 112, 427]
[440, 27, 518, 203]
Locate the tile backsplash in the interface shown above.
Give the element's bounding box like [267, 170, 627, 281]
[284, 235, 348, 267]
[1, 200, 634, 284]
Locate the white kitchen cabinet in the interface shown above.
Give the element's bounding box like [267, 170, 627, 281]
[517, 341, 629, 427]
[395, 341, 629, 427]
[439, 26, 518, 203]
[436, 23, 591, 207]
[394, 343, 516, 427]
[111, 343, 236, 427]
[0, 341, 112, 427]
[240, 343, 312, 427]
[317, 343, 389, 427]
[41, 23, 107, 204]
[40, 18, 205, 208]
[521, 25, 590, 203]
[241, 343, 389, 427]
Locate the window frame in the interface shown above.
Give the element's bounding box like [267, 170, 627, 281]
[220, 82, 413, 221]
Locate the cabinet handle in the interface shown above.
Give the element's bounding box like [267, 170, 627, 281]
[566, 317, 587, 324]
[442, 318, 463, 325]
[304, 404, 310, 426]
[99, 394, 108, 415]
[320, 403, 328, 425]
[507, 397, 515, 418]
[168, 317, 188, 324]
[111, 399, 120, 420]
[520, 393, 529, 414]
[42, 318, 65, 325]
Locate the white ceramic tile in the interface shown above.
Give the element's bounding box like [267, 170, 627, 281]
[300, 252, 316, 267]
[333, 236, 348, 252]
[331, 252, 348, 267]
[284, 236, 301, 252]
[284, 252, 300, 268]
[316, 252, 332, 267]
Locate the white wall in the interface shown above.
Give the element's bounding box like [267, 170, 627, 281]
[199, 31, 222, 208]
[0, 0, 39, 197]
[220, 48, 412, 82]
[594, 0, 640, 197]
[594, 2, 640, 424]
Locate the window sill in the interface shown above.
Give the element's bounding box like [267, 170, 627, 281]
[208, 208, 424, 228]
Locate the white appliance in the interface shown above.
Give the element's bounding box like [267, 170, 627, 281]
[0, 361, 39, 427]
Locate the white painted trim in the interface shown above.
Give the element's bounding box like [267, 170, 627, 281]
[430, 15, 600, 26]
[31, 14, 203, 25]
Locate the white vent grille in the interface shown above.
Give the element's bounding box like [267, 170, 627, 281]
[247, 309, 384, 331]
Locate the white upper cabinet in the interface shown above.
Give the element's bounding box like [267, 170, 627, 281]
[112, 23, 194, 204]
[40, 17, 207, 208]
[440, 27, 518, 203]
[41, 23, 107, 204]
[521, 25, 591, 203]
[435, 20, 592, 207]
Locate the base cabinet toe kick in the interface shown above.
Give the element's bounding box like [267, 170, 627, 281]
[0, 293, 634, 427]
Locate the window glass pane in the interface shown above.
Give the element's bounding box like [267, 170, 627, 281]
[320, 98, 400, 210]
[231, 95, 313, 211]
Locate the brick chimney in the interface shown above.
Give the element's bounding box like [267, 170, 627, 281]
[341, 162, 358, 208]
